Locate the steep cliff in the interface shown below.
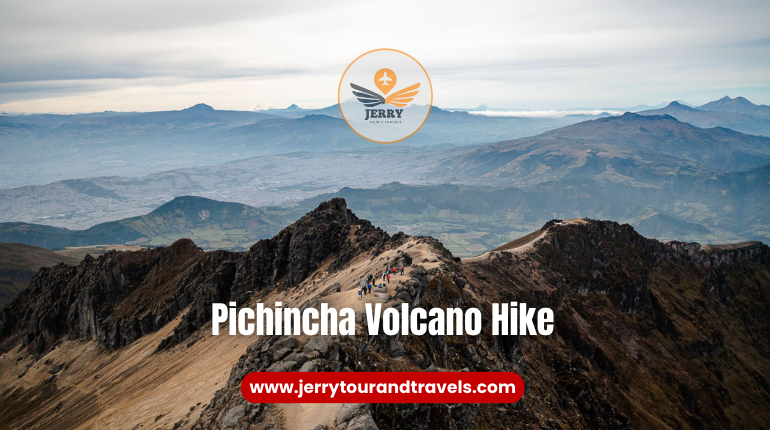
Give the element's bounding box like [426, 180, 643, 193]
[458, 220, 770, 429]
[0, 198, 391, 354]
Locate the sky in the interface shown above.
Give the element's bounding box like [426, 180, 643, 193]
[1, 0, 769, 113]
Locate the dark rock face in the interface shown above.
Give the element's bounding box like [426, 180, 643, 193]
[162, 198, 391, 350]
[0, 238, 206, 353]
[528, 220, 770, 315]
[0, 198, 391, 354]
[461, 220, 770, 429]
[192, 334, 333, 429]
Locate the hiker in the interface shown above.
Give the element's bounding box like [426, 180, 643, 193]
[358, 287, 362, 300]
[387, 274, 390, 284]
[401, 267, 404, 275]
[367, 283, 372, 294]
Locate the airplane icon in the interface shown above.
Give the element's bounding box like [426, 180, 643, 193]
[378, 72, 392, 85]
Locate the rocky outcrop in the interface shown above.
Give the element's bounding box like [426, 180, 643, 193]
[461, 219, 770, 429]
[192, 334, 337, 429]
[0, 198, 392, 354]
[335, 404, 377, 430]
[161, 198, 392, 350]
[521, 220, 770, 314]
[0, 238, 206, 353]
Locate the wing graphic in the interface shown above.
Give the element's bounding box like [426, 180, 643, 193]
[385, 83, 420, 107]
[351, 83, 385, 107]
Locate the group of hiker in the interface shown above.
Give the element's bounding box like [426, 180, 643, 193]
[358, 265, 406, 299]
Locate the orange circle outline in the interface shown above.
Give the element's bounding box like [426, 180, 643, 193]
[337, 48, 433, 144]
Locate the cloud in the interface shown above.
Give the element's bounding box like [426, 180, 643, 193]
[1, 0, 769, 112]
[467, 110, 623, 118]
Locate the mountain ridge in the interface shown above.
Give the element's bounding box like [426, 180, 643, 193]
[639, 96, 770, 136]
[699, 95, 770, 116]
[441, 112, 770, 184]
[0, 102, 623, 189]
[3, 166, 770, 262]
[0, 196, 293, 250]
[0, 198, 391, 353]
[1, 200, 769, 429]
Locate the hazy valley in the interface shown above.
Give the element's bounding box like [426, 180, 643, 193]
[0, 104, 603, 189]
[2, 97, 770, 259]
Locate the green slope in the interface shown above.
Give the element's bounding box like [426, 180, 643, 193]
[0, 196, 296, 251]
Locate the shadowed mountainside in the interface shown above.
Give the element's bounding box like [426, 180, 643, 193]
[0, 243, 80, 307]
[0, 198, 390, 352]
[441, 113, 770, 186]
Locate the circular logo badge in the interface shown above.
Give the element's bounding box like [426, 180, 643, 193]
[338, 49, 432, 144]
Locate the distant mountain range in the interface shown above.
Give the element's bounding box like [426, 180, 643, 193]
[701, 95, 770, 117]
[441, 112, 770, 184]
[1, 96, 769, 256]
[255, 104, 602, 145]
[3, 158, 769, 257]
[0, 103, 609, 189]
[436, 112, 770, 244]
[2, 96, 767, 190]
[638, 96, 770, 136]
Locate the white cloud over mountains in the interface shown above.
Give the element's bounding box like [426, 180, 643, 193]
[1, 0, 769, 113]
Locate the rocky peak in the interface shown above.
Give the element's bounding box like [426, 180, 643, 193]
[700, 95, 765, 114]
[184, 103, 214, 112]
[666, 100, 694, 110]
[533, 219, 769, 268]
[0, 198, 392, 354]
[460, 219, 770, 429]
[489, 219, 769, 316]
[241, 197, 382, 287]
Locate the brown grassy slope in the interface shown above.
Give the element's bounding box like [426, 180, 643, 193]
[0, 242, 81, 307]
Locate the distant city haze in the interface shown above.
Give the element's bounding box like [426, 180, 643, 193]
[1, 0, 769, 113]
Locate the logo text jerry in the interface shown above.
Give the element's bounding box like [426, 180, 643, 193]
[364, 109, 403, 121]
